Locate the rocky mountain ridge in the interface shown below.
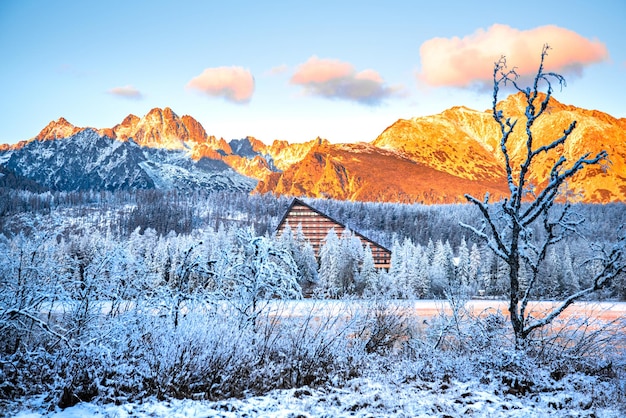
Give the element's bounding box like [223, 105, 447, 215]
[255, 93, 625, 203]
[1, 93, 624, 202]
[1, 127, 255, 193]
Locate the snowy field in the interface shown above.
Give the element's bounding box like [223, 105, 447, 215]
[5, 300, 625, 417]
[9, 376, 624, 417]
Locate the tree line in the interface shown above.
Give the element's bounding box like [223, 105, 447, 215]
[1, 188, 624, 300]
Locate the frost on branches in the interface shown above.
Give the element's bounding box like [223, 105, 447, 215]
[217, 227, 302, 329]
[461, 45, 626, 348]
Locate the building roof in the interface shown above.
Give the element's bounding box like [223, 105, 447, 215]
[276, 198, 391, 253]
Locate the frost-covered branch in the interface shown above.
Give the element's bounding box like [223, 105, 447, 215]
[524, 236, 626, 338]
[530, 121, 576, 159]
[492, 56, 518, 196]
[521, 151, 607, 226]
[462, 193, 509, 260]
[462, 45, 620, 348]
[2, 307, 69, 345]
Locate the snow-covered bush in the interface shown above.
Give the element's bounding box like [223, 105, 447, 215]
[215, 227, 302, 330]
[351, 301, 415, 355]
[247, 301, 367, 390]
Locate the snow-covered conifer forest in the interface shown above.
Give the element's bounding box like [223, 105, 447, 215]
[1, 188, 625, 416]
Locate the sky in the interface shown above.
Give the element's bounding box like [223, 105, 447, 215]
[1, 0, 624, 145]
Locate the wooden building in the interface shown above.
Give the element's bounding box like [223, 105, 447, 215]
[276, 198, 391, 269]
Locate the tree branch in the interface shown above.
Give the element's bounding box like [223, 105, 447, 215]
[463, 194, 509, 259]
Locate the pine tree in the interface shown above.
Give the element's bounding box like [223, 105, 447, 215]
[430, 240, 455, 297]
[468, 243, 482, 295]
[337, 229, 363, 296]
[413, 245, 431, 298]
[278, 224, 319, 295]
[390, 239, 410, 298]
[318, 229, 341, 298]
[358, 245, 378, 297]
[456, 237, 471, 287]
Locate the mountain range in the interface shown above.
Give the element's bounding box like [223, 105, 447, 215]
[1, 93, 624, 203]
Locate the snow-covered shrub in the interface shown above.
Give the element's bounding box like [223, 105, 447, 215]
[350, 301, 414, 355]
[215, 227, 302, 330]
[129, 310, 254, 400]
[246, 301, 368, 391]
[524, 311, 626, 386]
[0, 346, 58, 403]
[391, 304, 626, 411]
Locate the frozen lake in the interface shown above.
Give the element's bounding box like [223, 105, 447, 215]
[258, 299, 626, 322]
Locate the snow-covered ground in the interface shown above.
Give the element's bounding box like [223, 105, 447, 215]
[9, 376, 623, 417]
[4, 300, 625, 417]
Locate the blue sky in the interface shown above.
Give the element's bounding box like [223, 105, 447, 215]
[1, 0, 624, 145]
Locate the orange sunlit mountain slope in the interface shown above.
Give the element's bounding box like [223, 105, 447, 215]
[5, 93, 624, 203]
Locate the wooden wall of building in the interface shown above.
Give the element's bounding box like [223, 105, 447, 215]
[277, 199, 391, 269]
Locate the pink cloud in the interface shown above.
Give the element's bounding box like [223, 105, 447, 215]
[356, 69, 383, 83]
[291, 56, 353, 84]
[291, 56, 402, 105]
[418, 24, 609, 88]
[187, 66, 254, 104]
[265, 64, 289, 76]
[108, 85, 143, 100]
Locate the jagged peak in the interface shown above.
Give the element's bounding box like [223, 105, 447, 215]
[162, 107, 179, 118]
[146, 107, 165, 115]
[35, 117, 83, 141]
[120, 114, 140, 125]
[181, 114, 209, 141]
[43, 116, 76, 129]
[229, 136, 268, 158]
[245, 136, 267, 149]
[447, 105, 480, 113]
[16, 107, 215, 152]
[493, 91, 569, 115]
[54, 116, 73, 125]
[140, 107, 182, 126]
[181, 114, 201, 123]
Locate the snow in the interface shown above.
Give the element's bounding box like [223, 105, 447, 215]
[9, 377, 623, 417]
[1, 131, 257, 193]
[2, 193, 624, 418]
[138, 156, 256, 192]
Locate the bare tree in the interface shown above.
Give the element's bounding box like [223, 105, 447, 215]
[461, 45, 626, 349]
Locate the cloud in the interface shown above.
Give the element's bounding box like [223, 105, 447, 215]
[187, 66, 254, 104]
[291, 56, 402, 105]
[418, 24, 609, 88]
[266, 64, 289, 76]
[108, 85, 143, 100]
